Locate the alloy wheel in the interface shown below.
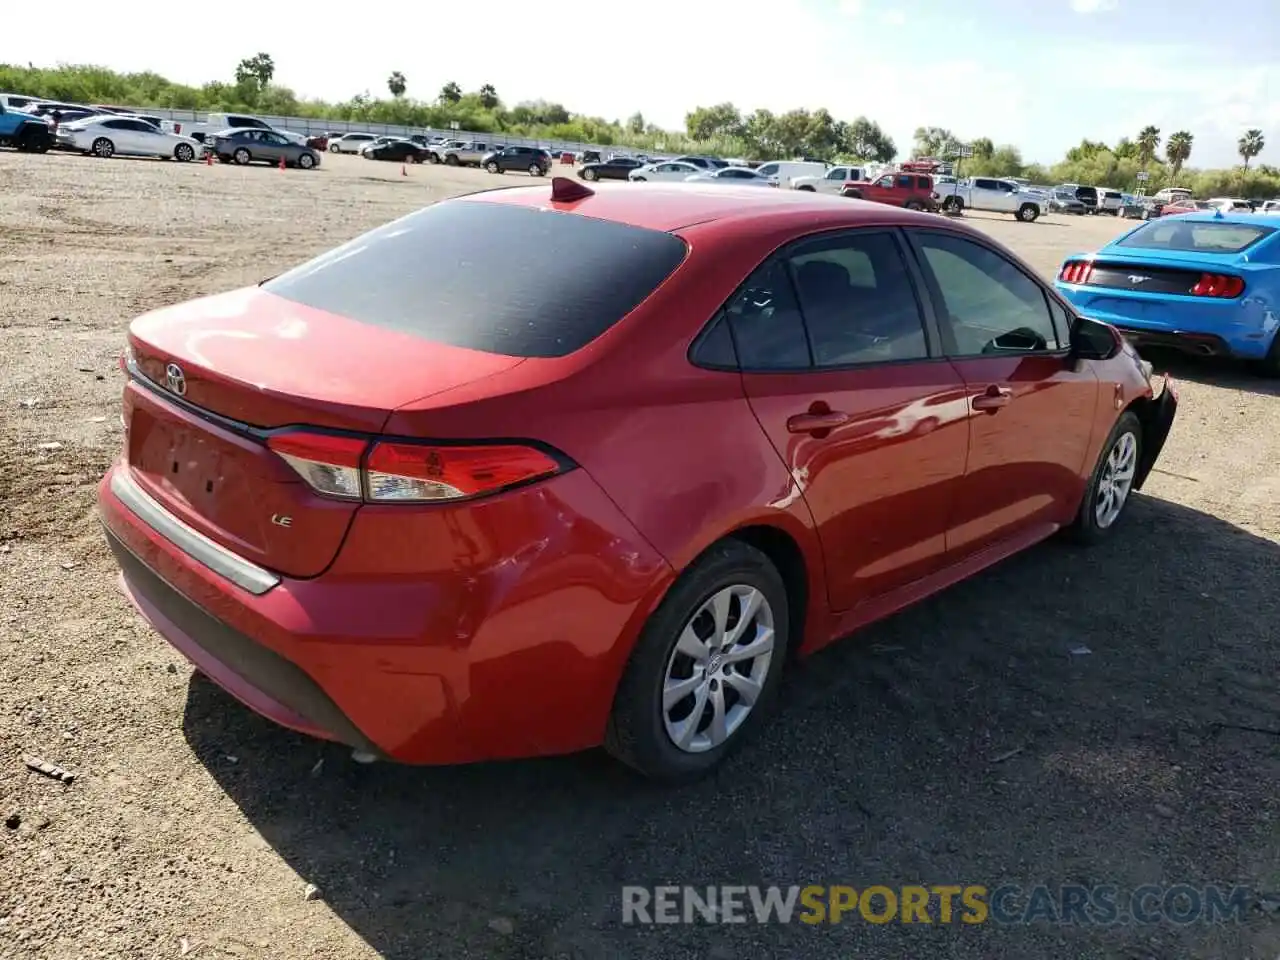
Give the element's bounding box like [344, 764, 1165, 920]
[661, 584, 775, 754]
[1095, 431, 1137, 528]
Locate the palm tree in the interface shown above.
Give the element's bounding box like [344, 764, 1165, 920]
[1136, 125, 1161, 166]
[1165, 131, 1194, 181]
[1238, 129, 1265, 170]
[478, 84, 499, 109]
[387, 71, 406, 98]
[439, 81, 462, 105]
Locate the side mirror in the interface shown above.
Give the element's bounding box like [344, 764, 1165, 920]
[1070, 315, 1122, 360]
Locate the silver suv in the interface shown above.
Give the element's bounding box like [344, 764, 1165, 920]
[1097, 188, 1124, 215]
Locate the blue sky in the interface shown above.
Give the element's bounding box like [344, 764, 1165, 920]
[2, 0, 1276, 167]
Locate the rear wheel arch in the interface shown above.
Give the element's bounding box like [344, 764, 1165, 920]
[724, 525, 810, 659]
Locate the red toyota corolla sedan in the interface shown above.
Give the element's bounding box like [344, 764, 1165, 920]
[98, 179, 1177, 782]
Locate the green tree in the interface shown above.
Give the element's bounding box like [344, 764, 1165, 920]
[387, 71, 406, 98]
[234, 53, 274, 89]
[439, 81, 462, 104]
[841, 116, 896, 162]
[912, 126, 959, 158]
[478, 84, 499, 109]
[1165, 131, 1193, 180]
[626, 111, 645, 135]
[1238, 129, 1265, 170]
[1136, 125, 1161, 166]
[1113, 137, 1138, 160]
[685, 102, 743, 142]
[1065, 139, 1110, 163]
[970, 137, 994, 159]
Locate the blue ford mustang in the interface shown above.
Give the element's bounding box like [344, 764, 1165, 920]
[1055, 211, 1280, 375]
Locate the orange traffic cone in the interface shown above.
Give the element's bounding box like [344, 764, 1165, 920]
[278, 155, 286, 171]
[205, 151, 213, 166]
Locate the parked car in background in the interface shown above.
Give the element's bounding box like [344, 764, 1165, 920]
[684, 167, 777, 187]
[209, 128, 321, 169]
[629, 160, 703, 182]
[1097, 189, 1124, 215]
[482, 145, 552, 176]
[329, 133, 377, 154]
[1153, 197, 1213, 218]
[57, 115, 201, 161]
[1057, 212, 1280, 374]
[1059, 183, 1099, 214]
[191, 112, 308, 147]
[580, 156, 646, 181]
[441, 141, 492, 166]
[98, 181, 1176, 782]
[359, 136, 403, 154]
[842, 171, 939, 211]
[934, 177, 1043, 222]
[363, 139, 429, 163]
[790, 165, 867, 194]
[1261, 199, 1280, 214]
[305, 134, 329, 152]
[1153, 187, 1193, 204]
[0, 101, 53, 152]
[753, 160, 827, 188]
[1119, 196, 1150, 219]
[0, 92, 46, 112]
[1050, 190, 1087, 215]
[1207, 197, 1253, 214]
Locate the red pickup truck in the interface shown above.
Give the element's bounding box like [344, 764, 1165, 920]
[842, 172, 939, 211]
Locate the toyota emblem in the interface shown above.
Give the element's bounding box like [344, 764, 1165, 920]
[164, 363, 187, 397]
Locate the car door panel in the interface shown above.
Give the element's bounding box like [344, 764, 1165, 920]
[727, 230, 970, 612]
[905, 228, 1100, 561]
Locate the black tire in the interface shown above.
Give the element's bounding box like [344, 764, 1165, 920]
[426, 152, 440, 164]
[1017, 203, 1040, 223]
[485, 160, 500, 173]
[16, 123, 52, 153]
[582, 167, 598, 181]
[92, 137, 115, 159]
[1064, 411, 1143, 545]
[444, 154, 459, 166]
[329, 143, 341, 153]
[233, 148, 252, 166]
[605, 539, 790, 783]
[528, 163, 542, 176]
[297, 152, 315, 170]
[632, 176, 647, 182]
[174, 143, 195, 162]
[796, 185, 815, 192]
[904, 199, 923, 211]
[842, 188, 863, 199]
[942, 195, 964, 212]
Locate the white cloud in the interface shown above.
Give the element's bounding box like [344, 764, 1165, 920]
[1070, 0, 1118, 12]
[880, 9, 907, 25]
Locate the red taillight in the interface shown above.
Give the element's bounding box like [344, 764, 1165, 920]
[1189, 273, 1245, 298]
[1059, 260, 1095, 284]
[366, 442, 562, 502]
[267, 432, 367, 500]
[267, 430, 565, 503]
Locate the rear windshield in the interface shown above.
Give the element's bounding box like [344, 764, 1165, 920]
[1116, 220, 1275, 254]
[263, 200, 688, 358]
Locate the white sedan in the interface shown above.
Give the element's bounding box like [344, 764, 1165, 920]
[57, 115, 201, 161]
[685, 167, 778, 187]
[629, 160, 703, 183]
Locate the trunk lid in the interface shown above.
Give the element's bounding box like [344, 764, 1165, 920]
[123, 286, 522, 578]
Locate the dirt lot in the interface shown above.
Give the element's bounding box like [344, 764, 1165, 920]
[1, 151, 1277, 960]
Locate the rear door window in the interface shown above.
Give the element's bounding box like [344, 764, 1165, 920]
[263, 201, 688, 358]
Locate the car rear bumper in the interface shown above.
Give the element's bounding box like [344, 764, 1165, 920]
[1134, 376, 1178, 489]
[1055, 284, 1277, 359]
[98, 461, 670, 764]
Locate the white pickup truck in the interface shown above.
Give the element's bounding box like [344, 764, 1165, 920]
[934, 176, 1044, 222]
[790, 164, 868, 194]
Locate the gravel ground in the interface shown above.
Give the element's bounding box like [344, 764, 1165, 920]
[1, 151, 1277, 960]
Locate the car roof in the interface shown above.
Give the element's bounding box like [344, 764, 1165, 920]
[467, 180, 952, 233]
[1144, 211, 1280, 228]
